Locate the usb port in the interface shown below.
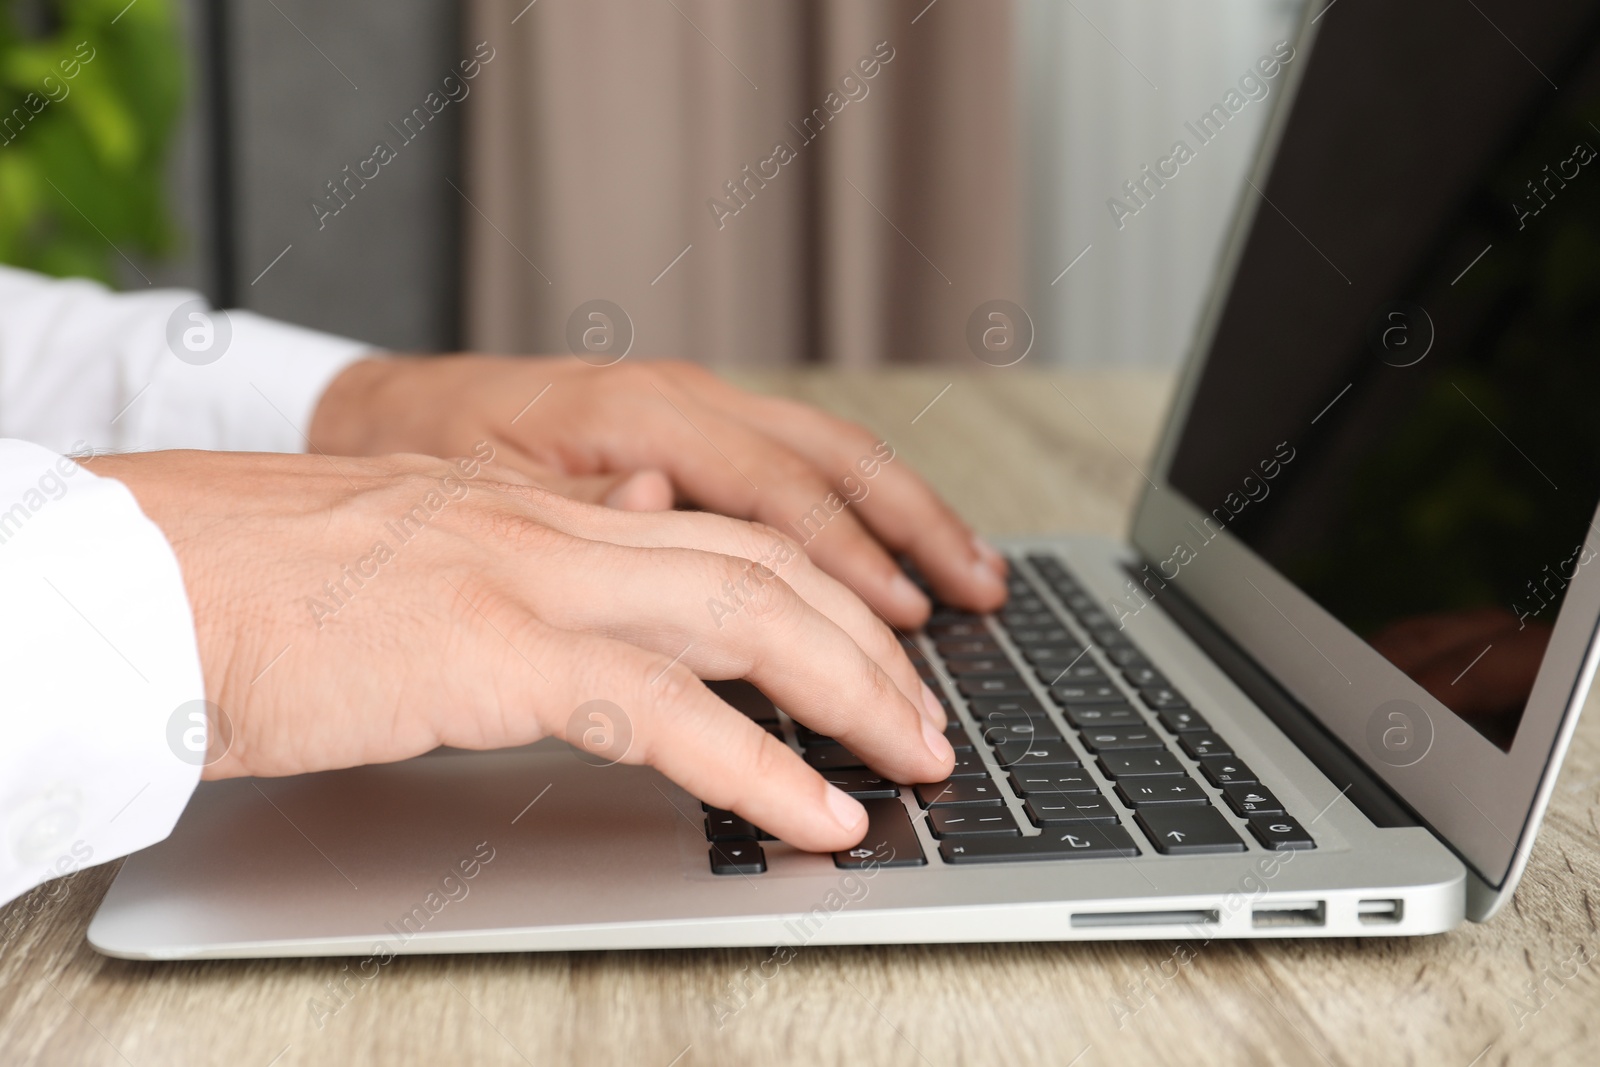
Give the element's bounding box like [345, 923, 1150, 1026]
[1358, 899, 1404, 924]
[1251, 900, 1326, 928]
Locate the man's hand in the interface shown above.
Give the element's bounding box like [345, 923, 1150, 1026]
[87, 449, 956, 852]
[307, 356, 1009, 629]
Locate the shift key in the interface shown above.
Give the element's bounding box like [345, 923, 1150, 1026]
[834, 798, 927, 869]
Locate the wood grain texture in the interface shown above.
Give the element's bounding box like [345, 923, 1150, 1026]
[2, 370, 1597, 1067]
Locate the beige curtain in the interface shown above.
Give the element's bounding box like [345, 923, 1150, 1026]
[463, 0, 1021, 368]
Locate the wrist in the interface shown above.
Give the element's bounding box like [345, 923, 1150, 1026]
[308, 357, 402, 455]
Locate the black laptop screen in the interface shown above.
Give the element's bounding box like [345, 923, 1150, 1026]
[1166, 0, 1600, 751]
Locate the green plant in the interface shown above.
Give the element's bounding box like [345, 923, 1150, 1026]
[0, 0, 184, 283]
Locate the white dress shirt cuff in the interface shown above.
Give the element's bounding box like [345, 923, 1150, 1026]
[130, 309, 374, 454]
[0, 440, 206, 905]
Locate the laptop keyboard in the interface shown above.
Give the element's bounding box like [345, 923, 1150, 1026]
[703, 552, 1315, 875]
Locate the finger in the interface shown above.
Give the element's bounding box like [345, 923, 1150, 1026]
[603, 469, 675, 511]
[480, 457, 674, 512]
[713, 392, 1008, 613]
[520, 625, 874, 852]
[505, 494, 944, 726]
[513, 536, 955, 784]
[595, 387, 940, 629]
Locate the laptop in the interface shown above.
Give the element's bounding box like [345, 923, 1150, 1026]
[90, 0, 1600, 958]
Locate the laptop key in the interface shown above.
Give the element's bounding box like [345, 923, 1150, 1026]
[1157, 707, 1211, 733]
[1024, 795, 1120, 825]
[978, 720, 1065, 745]
[1180, 732, 1232, 759]
[944, 725, 977, 752]
[970, 706, 1053, 734]
[945, 656, 1019, 677]
[1022, 645, 1089, 668]
[1060, 593, 1097, 615]
[1075, 609, 1114, 630]
[939, 823, 1141, 863]
[992, 741, 1082, 768]
[958, 675, 1032, 699]
[705, 810, 760, 840]
[1006, 627, 1076, 646]
[803, 746, 868, 770]
[1049, 684, 1124, 706]
[1222, 784, 1286, 817]
[1061, 705, 1141, 728]
[1141, 687, 1190, 710]
[818, 769, 901, 799]
[968, 696, 1050, 720]
[1198, 756, 1257, 786]
[1008, 769, 1099, 795]
[1121, 666, 1168, 688]
[1104, 647, 1153, 669]
[1248, 814, 1316, 850]
[914, 779, 1007, 807]
[710, 841, 766, 875]
[949, 751, 992, 778]
[1115, 777, 1207, 807]
[1090, 627, 1133, 648]
[1135, 806, 1246, 855]
[795, 725, 835, 746]
[1006, 573, 1038, 595]
[1000, 611, 1059, 630]
[1034, 663, 1107, 686]
[834, 798, 928, 868]
[929, 807, 1021, 837]
[1098, 750, 1187, 779]
[1078, 725, 1164, 752]
[928, 620, 988, 640]
[935, 637, 1003, 657]
[707, 679, 780, 722]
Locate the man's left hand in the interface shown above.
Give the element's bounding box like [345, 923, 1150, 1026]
[308, 355, 1008, 629]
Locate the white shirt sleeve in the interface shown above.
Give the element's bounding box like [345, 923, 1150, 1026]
[0, 265, 372, 454]
[0, 267, 376, 908]
[0, 440, 207, 906]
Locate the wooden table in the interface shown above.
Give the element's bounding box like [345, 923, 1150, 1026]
[4, 369, 1599, 1067]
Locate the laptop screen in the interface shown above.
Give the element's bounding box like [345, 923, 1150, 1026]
[1166, 0, 1600, 754]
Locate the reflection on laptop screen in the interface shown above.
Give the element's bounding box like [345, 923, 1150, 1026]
[1168, 0, 1600, 751]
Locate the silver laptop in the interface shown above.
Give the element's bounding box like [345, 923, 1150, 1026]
[91, 0, 1600, 958]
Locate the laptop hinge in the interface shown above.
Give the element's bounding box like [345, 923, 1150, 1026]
[1124, 564, 1419, 829]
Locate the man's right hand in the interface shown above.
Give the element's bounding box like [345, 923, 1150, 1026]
[86, 448, 956, 853]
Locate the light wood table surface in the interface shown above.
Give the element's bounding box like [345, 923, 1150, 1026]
[4, 369, 1599, 1067]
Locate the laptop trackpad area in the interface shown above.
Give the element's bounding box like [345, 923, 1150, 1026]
[89, 741, 717, 958]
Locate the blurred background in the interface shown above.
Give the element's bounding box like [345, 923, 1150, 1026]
[0, 0, 1302, 369]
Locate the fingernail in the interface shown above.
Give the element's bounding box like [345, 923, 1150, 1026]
[971, 535, 1007, 584]
[825, 784, 867, 832]
[920, 683, 947, 730]
[889, 573, 929, 612]
[921, 714, 955, 764]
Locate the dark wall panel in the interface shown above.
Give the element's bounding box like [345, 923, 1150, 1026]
[225, 0, 459, 350]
